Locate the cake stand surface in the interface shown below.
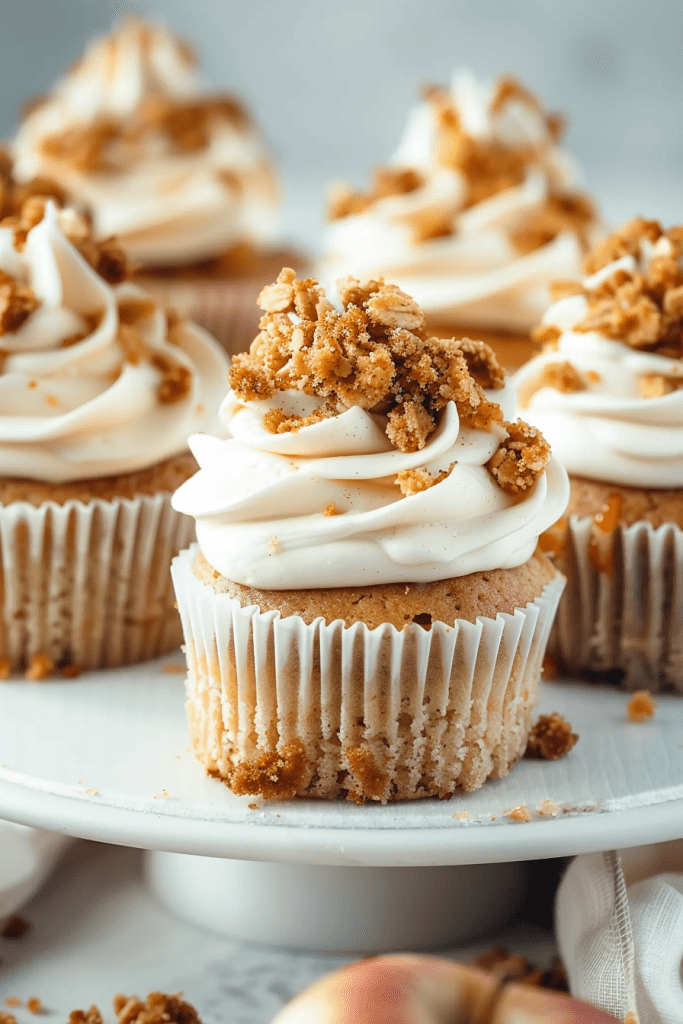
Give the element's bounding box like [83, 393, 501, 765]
[0, 657, 681, 951]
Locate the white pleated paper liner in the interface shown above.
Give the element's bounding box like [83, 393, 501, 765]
[0, 492, 195, 672]
[171, 545, 565, 802]
[551, 517, 683, 692]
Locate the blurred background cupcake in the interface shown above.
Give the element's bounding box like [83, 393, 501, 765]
[171, 270, 568, 802]
[0, 195, 228, 674]
[516, 216, 683, 691]
[320, 70, 601, 371]
[11, 17, 296, 356]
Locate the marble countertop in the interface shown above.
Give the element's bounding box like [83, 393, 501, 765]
[0, 840, 557, 1023]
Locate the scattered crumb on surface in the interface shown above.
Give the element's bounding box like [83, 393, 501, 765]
[525, 712, 578, 760]
[504, 805, 532, 823]
[0, 659, 10, 680]
[537, 799, 560, 817]
[627, 689, 656, 722]
[24, 653, 54, 681]
[61, 664, 81, 678]
[248, 803, 258, 810]
[85, 788, 99, 796]
[452, 811, 470, 820]
[153, 790, 170, 800]
[1, 914, 32, 939]
[4, 1000, 21, 1009]
[471, 945, 568, 991]
[26, 999, 42, 1015]
[0, 1013, 18, 1024]
[162, 663, 186, 674]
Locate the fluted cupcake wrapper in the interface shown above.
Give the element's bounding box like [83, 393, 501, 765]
[0, 493, 194, 673]
[551, 517, 683, 692]
[171, 545, 565, 802]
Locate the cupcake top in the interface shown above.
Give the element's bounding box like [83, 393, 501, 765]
[12, 17, 279, 269]
[322, 71, 599, 333]
[516, 217, 683, 488]
[0, 196, 228, 484]
[173, 269, 568, 588]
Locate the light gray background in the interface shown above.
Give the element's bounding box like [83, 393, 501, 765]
[2, 0, 682, 250]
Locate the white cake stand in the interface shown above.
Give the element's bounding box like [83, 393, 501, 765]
[0, 657, 681, 952]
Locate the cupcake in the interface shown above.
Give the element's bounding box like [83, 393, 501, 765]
[171, 269, 568, 802]
[0, 196, 228, 672]
[321, 71, 600, 371]
[515, 217, 683, 691]
[11, 17, 291, 355]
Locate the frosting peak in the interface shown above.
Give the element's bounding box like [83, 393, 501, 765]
[516, 217, 683, 487]
[0, 199, 228, 483]
[12, 18, 279, 267]
[173, 270, 568, 588]
[322, 70, 599, 332]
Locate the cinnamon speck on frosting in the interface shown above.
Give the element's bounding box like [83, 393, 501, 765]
[229, 269, 552, 494]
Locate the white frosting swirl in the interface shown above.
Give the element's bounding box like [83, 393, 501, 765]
[323, 70, 597, 332]
[515, 239, 683, 487]
[12, 18, 279, 268]
[0, 202, 228, 483]
[173, 380, 569, 589]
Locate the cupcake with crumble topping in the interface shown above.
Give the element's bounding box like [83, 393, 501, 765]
[12, 17, 297, 356]
[321, 71, 600, 372]
[516, 216, 683, 691]
[171, 270, 568, 802]
[0, 196, 228, 672]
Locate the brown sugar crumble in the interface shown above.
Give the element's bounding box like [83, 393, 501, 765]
[471, 946, 569, 992]
[68, 992, 201, 1024]
[230, 270, 550, 495]
[627, 689, 656, 722]
[328, 75, 596, 253]
[525, 712, 578, 760]
[24, 653, 54, 681]
[1, 914, 32, 939]
[575, 217, 683, 357]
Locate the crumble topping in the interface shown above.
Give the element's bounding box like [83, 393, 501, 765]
[39, 95, 251, 174]
[471, 945, 568, 991]
[231, 271, 551, 494]
[328, 75, 596, 254]
[573, 217, 683, 356]
[69, 993, 201, 1024]
[525, 712, 578, 760]
[517, 360, 587, 409]
[0, 273, 40, 334]
[486, 420, 551, 495]
[627, 689, 656, 722]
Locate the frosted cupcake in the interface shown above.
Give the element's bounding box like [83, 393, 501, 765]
[516, 217, 683, 691]
[171, 270, 568, 802]
[0, 197, 228, 672]
[12, 17, 287, 355]
[322, 71, 600, 370]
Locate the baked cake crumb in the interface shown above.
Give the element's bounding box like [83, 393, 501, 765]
[525, 713, 578, 760]
[1, 914, 32, 939]
[627, 689, 656, 722]
[504, 805, 531, 822]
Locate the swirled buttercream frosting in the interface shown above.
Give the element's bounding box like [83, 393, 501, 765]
[322, 71, 599, 333]
[515, 217, 683, 488]
[12, 17, 279, 268]
[0, 198, 228, 483]
[173, 269, 569, 588]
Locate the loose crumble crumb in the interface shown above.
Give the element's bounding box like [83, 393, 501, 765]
[4, 1000, 21, 1009]
[230, 270, 551, 496]
[504, 805, 532, 822]
[471, 945, 568, 991]
[162, 663, 186, 674]
[24, 653, 54, 681]
[525, 713, 578, 760]
[26, 999, 42, 1015]
[0, 1014, 18, 1024]
[627, 689, 656, 722]
[69, 993, 201, 1024]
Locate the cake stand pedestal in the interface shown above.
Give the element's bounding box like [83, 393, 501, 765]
[0, 657, 681, 951]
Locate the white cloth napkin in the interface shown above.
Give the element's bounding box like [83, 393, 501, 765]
[0, 821, 70, 920]
[556, 841, 683, 1024]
